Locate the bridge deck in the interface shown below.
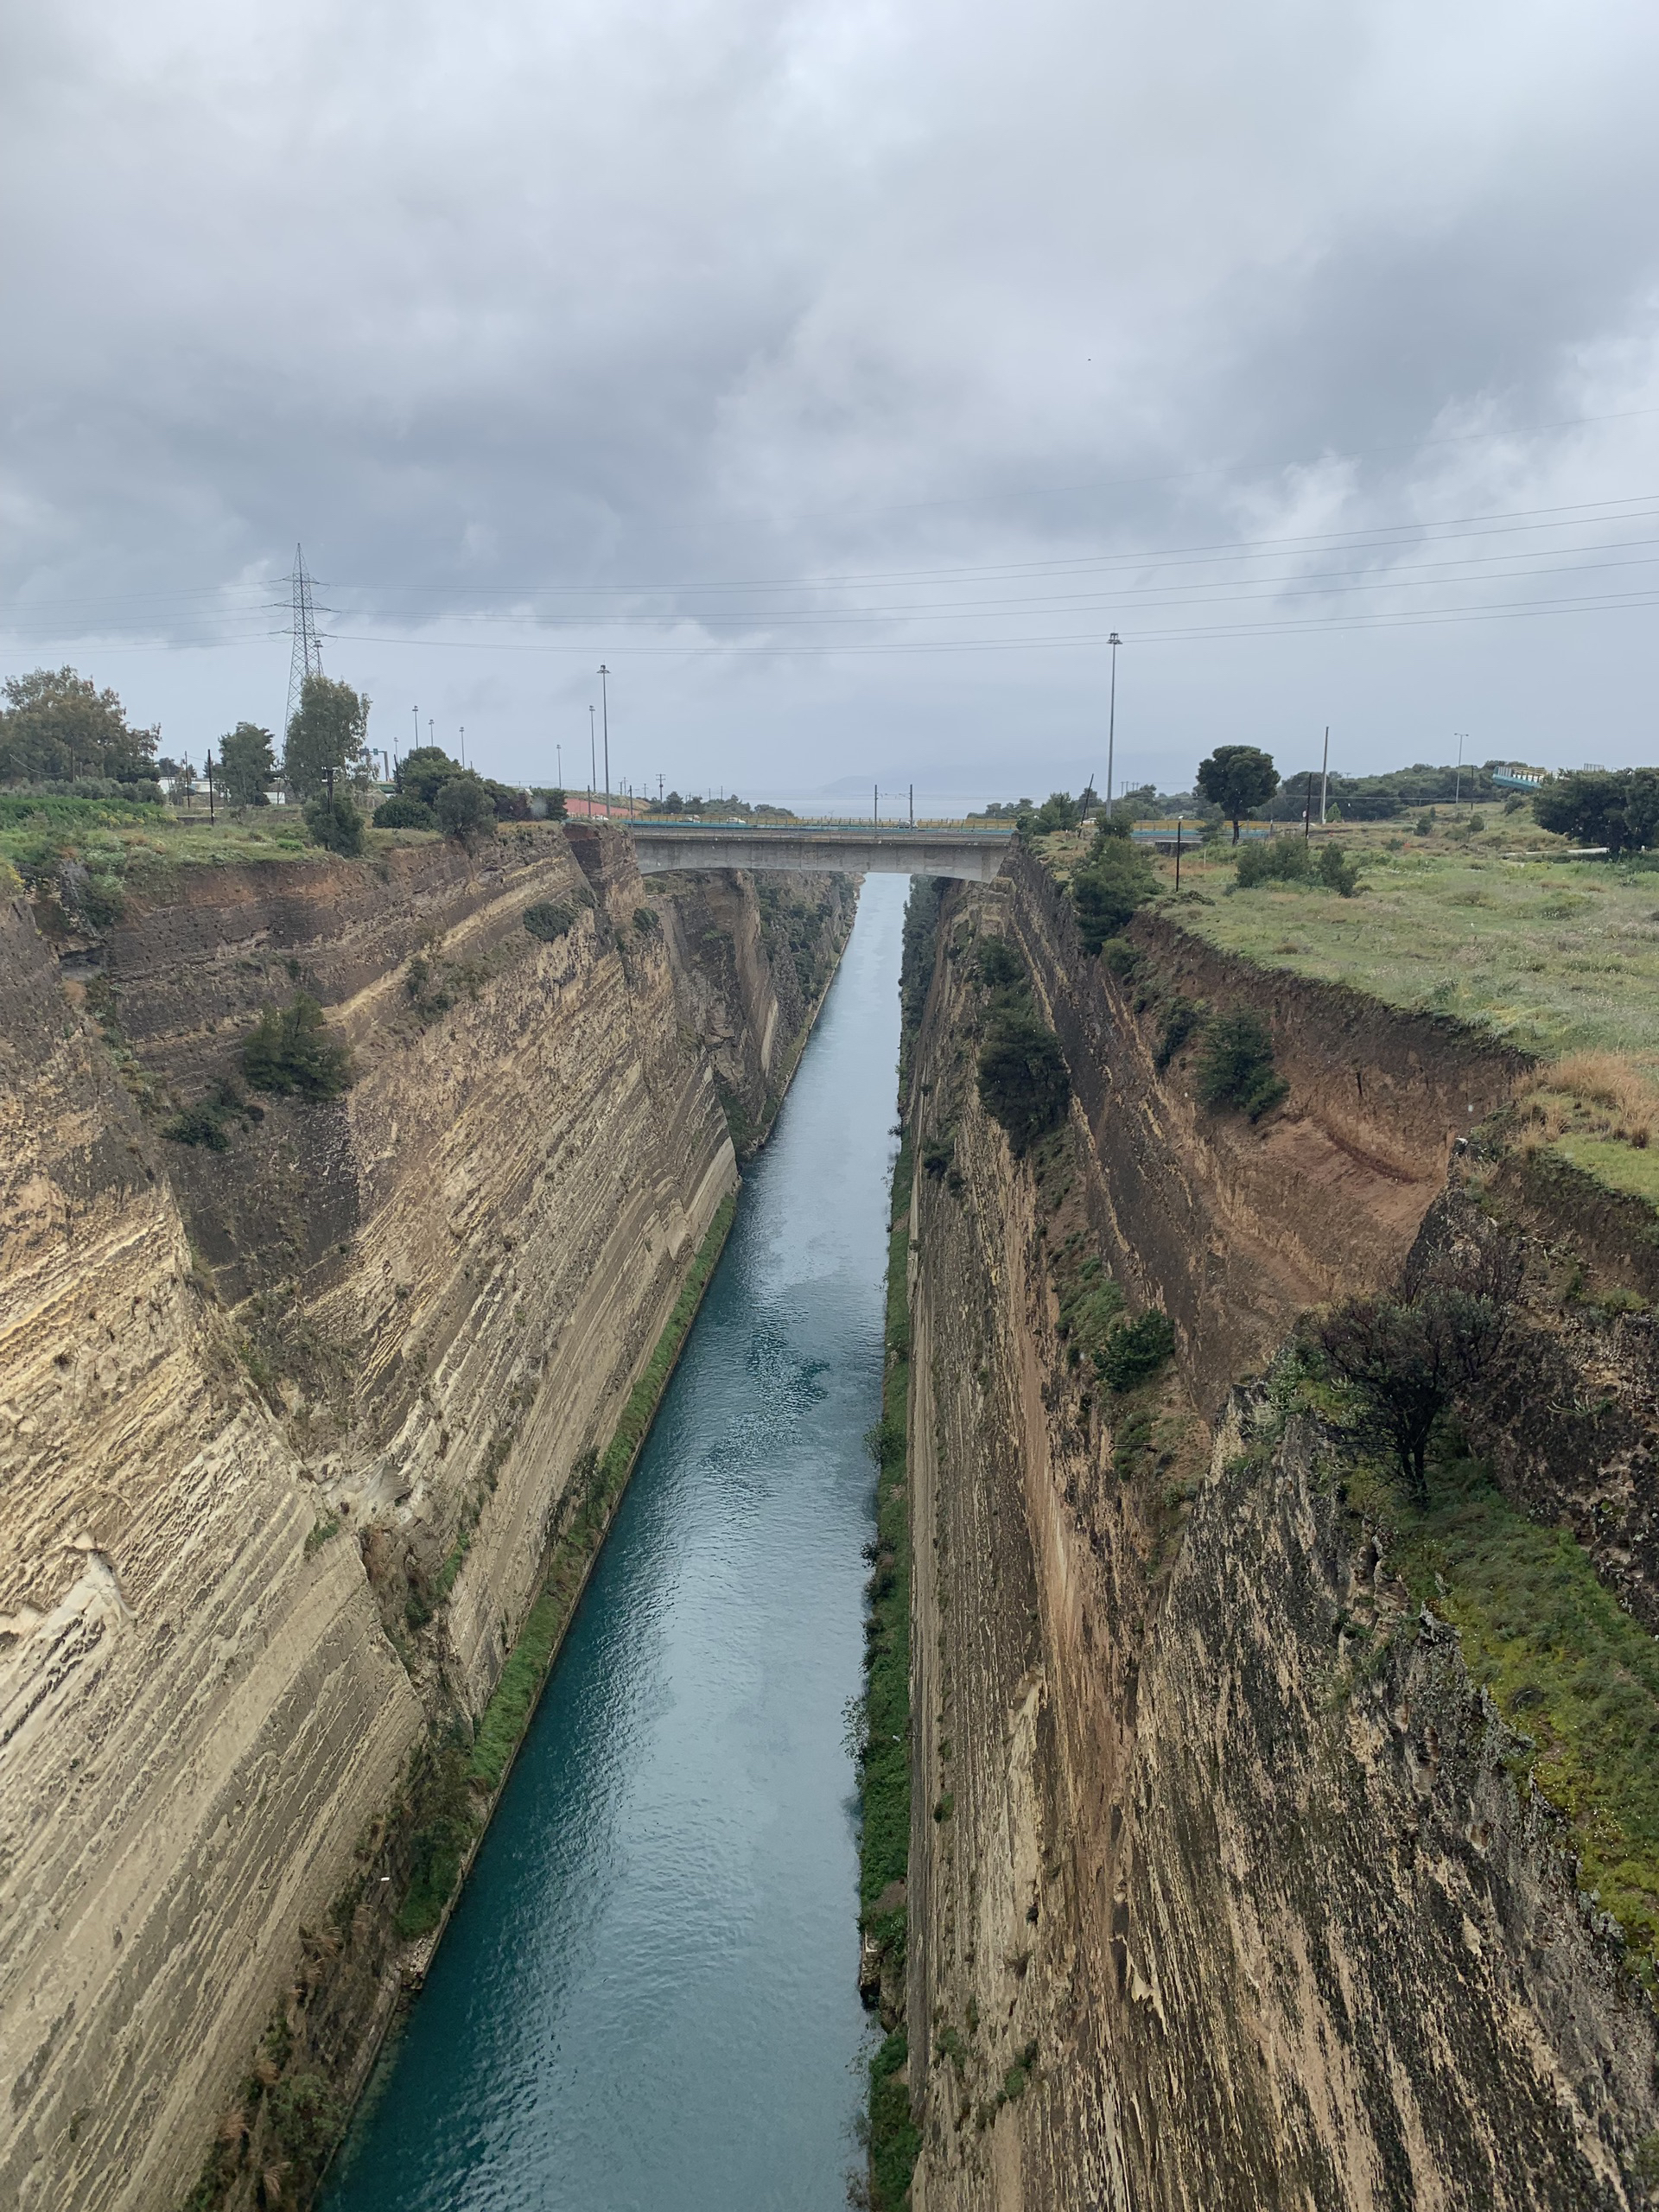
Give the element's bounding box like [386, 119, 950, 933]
[631, 823, 1015, 881]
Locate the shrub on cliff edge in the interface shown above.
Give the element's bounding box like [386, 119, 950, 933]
[302, 791, 365, 855]
[1071, 821, 1157, 952]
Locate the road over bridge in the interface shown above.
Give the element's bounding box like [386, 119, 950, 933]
[631, 821, 1015, 880]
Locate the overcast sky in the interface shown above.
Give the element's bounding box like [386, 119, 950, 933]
[4, 0, 1659, 799]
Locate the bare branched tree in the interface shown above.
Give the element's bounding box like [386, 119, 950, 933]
[1315, 1241, 1522, 1503]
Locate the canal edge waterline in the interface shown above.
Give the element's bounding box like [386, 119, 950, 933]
[322, 1188, 741, 2177]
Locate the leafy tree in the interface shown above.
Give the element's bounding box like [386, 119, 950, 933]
[217, 721, 276, 807]
[1194, 1009, 1287, 1119]
[241, 994, 353, 1097]
[976, 1009, 1071, 1154]
[397, 745, 463, 807]
[374, 792, 436, 830]
[540, 788, 569, 820]
[435, 772, 493, 841]
[1033, 791, 1083, 833]
[284, 673, 371, 798]
[1314, 1245, 1522, 1502]
[303, 791, 365, 855]
[1534, 768, 1659, 855]
[1071, 824, 1157, 950]
[1196, 745, 1279, 843]
[0, 666, 159, 783]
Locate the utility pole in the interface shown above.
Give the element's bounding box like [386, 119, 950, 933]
[556, 742, 563, 791]
[598, 665, 612, 817]
[874, 784, 879, 830]
[460, 725, 467, 770]
[909, 782, 914, 827]
[1303, 769, 1314, 841]
[1105, 632, 1122, 818]
[1319, 725, 1330, 824]
[1175, 817, 1183, 891]
[206, 751, 215, 825]
[1454, 733, 1466, 811]
[429, 717, 435, 752]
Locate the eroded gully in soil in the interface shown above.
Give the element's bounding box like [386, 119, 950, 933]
[325, 873, 907, 2212]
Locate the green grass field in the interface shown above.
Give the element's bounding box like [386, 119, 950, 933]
[1046, 807, 1659, 1066]
[0, 789, 444, 903]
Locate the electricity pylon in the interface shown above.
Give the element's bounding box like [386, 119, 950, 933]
[284, 545, 324, 738]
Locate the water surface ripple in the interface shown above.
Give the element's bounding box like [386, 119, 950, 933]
[326, 873, 907, 2212]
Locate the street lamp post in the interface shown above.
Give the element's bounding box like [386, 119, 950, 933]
[588, 706, 597, 810]
[1105, 632, 1122, 818]
[598, 665, 612, 816]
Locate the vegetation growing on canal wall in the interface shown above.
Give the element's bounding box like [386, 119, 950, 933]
[855, 879, 938, 2211]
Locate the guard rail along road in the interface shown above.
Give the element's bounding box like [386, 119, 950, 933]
[629, 820, 1015, 880]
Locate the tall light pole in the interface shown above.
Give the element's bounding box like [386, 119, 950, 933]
[556, 742, 563, 792]
[460, 724, 467, 771]
[598, 664, 612, 817]
[1105, 632, 1122, 818]
[411, 704, 420, 763]
[588, 705, 597, 809]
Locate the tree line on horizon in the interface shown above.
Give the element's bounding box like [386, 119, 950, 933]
[0, 664, 568, 853]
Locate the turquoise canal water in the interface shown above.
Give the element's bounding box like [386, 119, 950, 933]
[325, 874, 907, 2212]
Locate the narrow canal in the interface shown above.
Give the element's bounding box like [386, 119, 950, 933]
[327, 873, 907, 2212]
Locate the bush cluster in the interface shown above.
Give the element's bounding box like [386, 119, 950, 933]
[1233, 836, 1360, 894]
[524, 899, 577, 941]
[1194, 1009, 1287, 1120]
[373, 792, 436, 830]
[302, 791, 364, 855]
[1071, 817, 1157, 951]
[241, 994, 353, 1098]
[977, 1008, 1070, 1154]
[1096, 1308, 1176, 1394]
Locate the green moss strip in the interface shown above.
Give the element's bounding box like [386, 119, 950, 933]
[470, 1189, 737, 1794]
[1388, 1455, 1659, 1980]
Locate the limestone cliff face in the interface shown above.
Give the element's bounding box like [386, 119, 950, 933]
[648, 868, 857, 1153]
[0, 896, 422, 2212]
[902, 866, 1659, 2211]
[0, 829, 852, 2212]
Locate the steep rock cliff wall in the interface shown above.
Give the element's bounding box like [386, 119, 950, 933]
[0, 898, 423, 2212]
[901, 868, 1659, 2211]
[648, 868, 857, 1153]
[1, 830, 853, 2212]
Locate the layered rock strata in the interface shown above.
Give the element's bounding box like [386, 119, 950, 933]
[900, 862, 1659, 2210]
[0, 827, 852, 2212]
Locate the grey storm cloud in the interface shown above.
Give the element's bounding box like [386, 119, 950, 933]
[4, 0, 1659, 794]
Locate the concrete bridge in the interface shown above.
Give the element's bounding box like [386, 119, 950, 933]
[631, 821, 1015, 881]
